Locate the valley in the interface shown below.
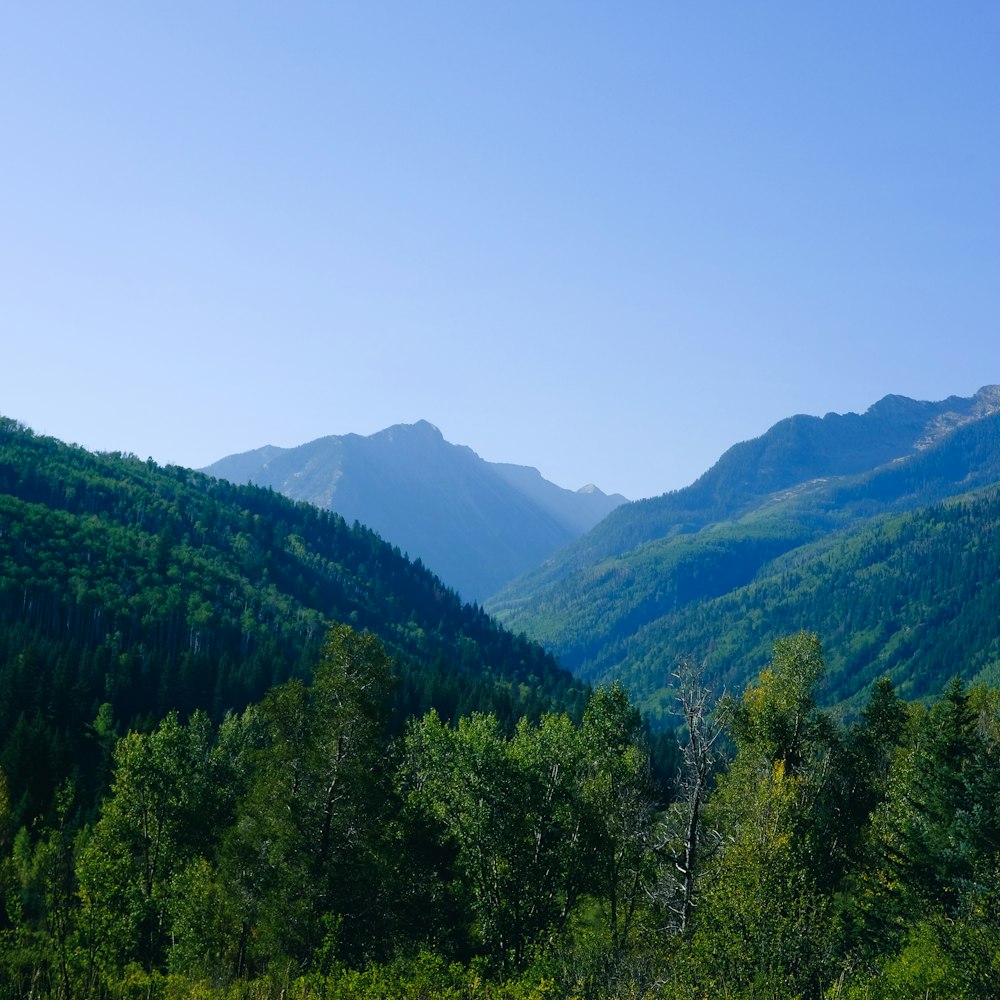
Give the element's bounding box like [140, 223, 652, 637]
[4, 386, 1000, 997]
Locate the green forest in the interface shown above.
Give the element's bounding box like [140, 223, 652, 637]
[4, 418, 1000, 997]
[0, 417, 595, 830]
[583, 486, 1000, 721]
[489, 408, 1000, 725]
[4, 628, 1000, 998]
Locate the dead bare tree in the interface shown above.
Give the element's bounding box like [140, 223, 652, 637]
[653, 657, 726, 934]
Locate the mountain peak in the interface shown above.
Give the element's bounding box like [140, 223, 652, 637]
[914, 386, 1000, 450]
[203, 422, 624, 601]
[974, 384, 1000, 408]
[409, 419, 443, 436]
[374, 420, 444, 443]
[487, 384, 1000, 723]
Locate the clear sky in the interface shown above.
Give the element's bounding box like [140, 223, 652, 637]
[2, 3, 998, 500]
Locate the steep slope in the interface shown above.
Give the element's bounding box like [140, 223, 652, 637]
[203, 421, 626, 601]
[495, 386, 1000, 597]
[609, 484, 1000, 719]
[488, 387, 1000, 715]
[489, 462, 626, 534]
[0, 417, 589, 824]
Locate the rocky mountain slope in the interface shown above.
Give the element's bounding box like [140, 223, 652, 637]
[203, 420, 626, 602]
[487, 386, 1000, 715]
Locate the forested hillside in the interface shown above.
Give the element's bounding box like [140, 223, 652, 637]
[4, 629, 1000, 998]
[493, 387, 1000, 592]
[604, 485, 1000, 718]
[4, 415, 1000, 997]
[0, 417, 588, 828]
[490, 390, 1000, 717]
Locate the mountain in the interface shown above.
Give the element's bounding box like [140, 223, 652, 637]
[202, 420, 627, 602]
[487, 386, 1000, 717]
[607, 483, 1000, 717]
[0, 416, 589, 826]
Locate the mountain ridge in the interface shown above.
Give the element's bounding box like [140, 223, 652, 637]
[0, 415, 590, 823]
[203, 421, 627, 601]
[492, 386, 1000, 598]
[487, 385, 1000, 716]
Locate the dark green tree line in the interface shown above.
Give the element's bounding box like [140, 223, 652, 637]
[5, 627, 1000, 998]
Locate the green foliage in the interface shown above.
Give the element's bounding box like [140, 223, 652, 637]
[687, 634, 841, 996]
[0, 417, 588, 828]
[399, 686, 661, 979]
[578, 685, 657, 954]
[0, 621, 671, 997]
[490, 409, 1000, 726]
[166, 858, 242, 985]
[5, 411, 1000, 1000]
[856, 677, 1000, 969]
[75, 710, 236, 981]
[403, 710, 585, 972]
[575, 485, 1000, 724]
[222, 625, 397, 973]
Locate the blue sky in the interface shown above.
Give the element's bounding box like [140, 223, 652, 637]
[2, 3, 998, 499]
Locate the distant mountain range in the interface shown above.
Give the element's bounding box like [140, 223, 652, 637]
[10, 382, 1000, 756]
[487, 386, 1000, 717]
[202, 421, 627, 602]
[0, 416, 589, 824]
